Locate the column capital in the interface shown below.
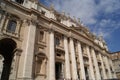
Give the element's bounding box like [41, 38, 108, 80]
[69, 37, 73, 40]
[26, 19, 38, 26]
[76, 40, 79, 43]
[64, 35, 68, 38]
[48, 28, 55, 33]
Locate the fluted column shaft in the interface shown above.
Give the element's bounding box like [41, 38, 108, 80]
[49, 30, 55, 80]
[91, 48, 101, 80]
[109, 59, 117, 78]
[77, 41, 86, 80]
[17, 20, 36, 80]
[86, 46, 95, 80]
[99, 53, 107, 79]
[104, 56, 112, 79]
[64, 36, 71, 79]
[69, 38, 78, 80]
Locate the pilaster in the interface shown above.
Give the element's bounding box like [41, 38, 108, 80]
[91, 48, 101, 80]
[109, 59, 117, 78]
[99, 53, 107, 79]
[104, 56, 112, 79]
[48, 30, 55, 80]
[69, 38, 78, 80]
[86, 46, 95, 80]
[17, 20, 36, 79]
[77, 41, 86, 80]
[64, 36, 71, 79]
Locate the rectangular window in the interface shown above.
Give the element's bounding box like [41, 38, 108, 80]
[7, 20, 17, 33]
[55, 37, 60, 46]
[39, 31, 44, 42]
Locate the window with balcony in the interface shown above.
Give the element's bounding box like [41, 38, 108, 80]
[55, 34, 64, 48]
[55, 37, 60, 46]
[81, 46, 86, 54]
[7, 20, 17, 33]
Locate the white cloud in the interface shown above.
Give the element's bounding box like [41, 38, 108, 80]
[93, 19, 120, 39]
[51, 0, 97, 24]
[97, 0, 120, 14]
[43, 0, 120, 39]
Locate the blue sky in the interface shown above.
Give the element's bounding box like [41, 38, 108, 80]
[39, 0, 120, 52]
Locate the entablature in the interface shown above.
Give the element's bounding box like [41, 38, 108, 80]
[1, 0, 110, 58]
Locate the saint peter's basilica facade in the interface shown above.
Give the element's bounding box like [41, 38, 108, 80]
[0, 0, 117, 80]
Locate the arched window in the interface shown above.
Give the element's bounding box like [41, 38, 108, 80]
[7, 20, 17, 33]
[15, 0, 24, 4]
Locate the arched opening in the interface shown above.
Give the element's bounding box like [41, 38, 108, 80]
[0, 38, 17, 60]
[0, 38, 17, 80]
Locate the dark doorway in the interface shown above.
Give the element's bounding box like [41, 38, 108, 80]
[85, 67, 89, 80]
[55, 62, 63, 80]
[0, 38, 16, 59]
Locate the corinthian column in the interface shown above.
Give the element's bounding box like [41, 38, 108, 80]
[69, 38, 78, 80]
[77, 41, 86, 80]
[64, 36, 71, 79]
[99, 53, 107, 79]
[91, 48, 101, 80]
[86, 46, 95, 80]
[104, 56, 112, 79]
[49, 30, 55, 80]
[109, 59, 117, 78]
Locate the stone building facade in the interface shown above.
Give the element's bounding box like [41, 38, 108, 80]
[0, 0, 117, 80]
[111, 51, 120, 79]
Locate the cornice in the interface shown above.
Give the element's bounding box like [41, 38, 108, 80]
[3, 0, 110, 57]
[4, 0, 31, 13]
[39, 16, 109, 56]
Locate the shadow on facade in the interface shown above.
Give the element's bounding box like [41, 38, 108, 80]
[0, 38, 17, 80]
